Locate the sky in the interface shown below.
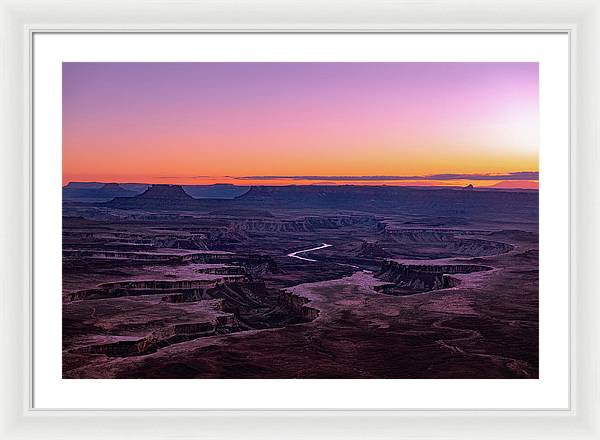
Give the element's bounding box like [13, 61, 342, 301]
[62, 62, 539, 188]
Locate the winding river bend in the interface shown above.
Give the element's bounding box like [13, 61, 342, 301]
[287, 243, 332, 262]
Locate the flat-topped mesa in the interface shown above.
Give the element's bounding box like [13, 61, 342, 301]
[375, 259, 492, 294]
[380, 229, 514, 258]
[73, 316, 239, 358]
[65, 276, 248, 302]
[138, 184, 194, 200]
[235, 185, 538, 219]
[63, 181, 138, 201]
[106, 184, 204, 209]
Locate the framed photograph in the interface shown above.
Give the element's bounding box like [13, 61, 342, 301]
[1, 0, 598, 439]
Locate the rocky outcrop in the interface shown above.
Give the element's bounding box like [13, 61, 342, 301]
[71, 279, 316, 358]
[134, 319, 238, 354]
[150, 235, 208, 250]
[63, 182, 139, 201]
[279, 291, 320, 321]
[107, 184, 199, 209]
[75, 315, 239, 358]
[63, 250, 279, 281]
[303, 215, 382, 230]
[233, 255, 280, 277]
[376, 260, 491, 294]
[137, 184, 194, 200]
[207, 227, 250, 245]
[66, 276, 247, 302]
[62, 249, 183, 262]
[355, 241, 391, 258]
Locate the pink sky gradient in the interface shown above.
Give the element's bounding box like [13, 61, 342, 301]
[63, 62, 538, 187]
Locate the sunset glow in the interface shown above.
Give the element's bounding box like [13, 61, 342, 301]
[62, 62, 539, 187]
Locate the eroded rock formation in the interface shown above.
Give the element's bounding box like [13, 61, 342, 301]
[375, 260, 491, 294]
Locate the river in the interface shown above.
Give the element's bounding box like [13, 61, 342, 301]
[287, 243, 332, 262]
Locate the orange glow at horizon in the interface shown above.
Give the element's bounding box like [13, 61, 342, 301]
[63, 62, 539, 187]
[61, 175, 539, 190]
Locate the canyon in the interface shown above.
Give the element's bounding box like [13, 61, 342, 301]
[62, 184, 539, 378]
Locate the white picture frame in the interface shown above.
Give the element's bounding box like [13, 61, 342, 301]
[1, 0, 598, 438]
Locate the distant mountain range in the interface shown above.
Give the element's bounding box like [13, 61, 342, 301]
[98, 183, 538, 222]
[63, 182, 250, 202]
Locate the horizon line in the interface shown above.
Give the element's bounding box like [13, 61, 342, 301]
[63, 171, 539, 189]
[146, 171, 539, 182]
[63, 181, 539, 191]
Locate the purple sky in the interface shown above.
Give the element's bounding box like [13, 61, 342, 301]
[63, 62, 539, 186]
